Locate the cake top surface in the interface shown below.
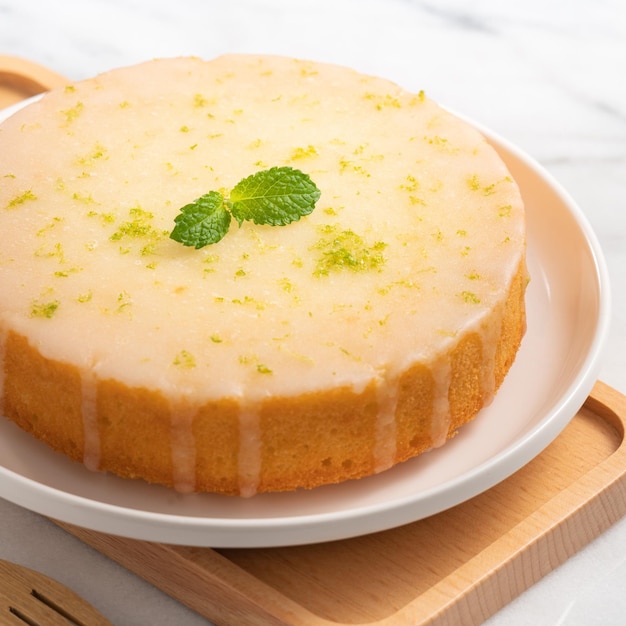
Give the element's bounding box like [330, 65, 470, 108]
[0, 55, 525, 401]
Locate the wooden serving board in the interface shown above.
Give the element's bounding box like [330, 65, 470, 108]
[51, 381, 626, 626]
[4, 60, 626, 625]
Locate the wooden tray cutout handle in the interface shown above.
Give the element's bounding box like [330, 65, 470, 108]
[0, 55, 67, 108]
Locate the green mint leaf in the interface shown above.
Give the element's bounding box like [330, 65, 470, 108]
[170, 167, 321, 249]
[170, 191, 231, 248]
[229, 166, 321, 227]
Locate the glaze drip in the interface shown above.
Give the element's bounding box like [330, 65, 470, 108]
[430, 356, 452, 448]
[170, 398, 198, 494]
[0, 327, 7, 415]
[80, 371, 100, 471]
[374, 378, 399, 473]
[480, 305, 505, 407]
[238, 405, 262, 497]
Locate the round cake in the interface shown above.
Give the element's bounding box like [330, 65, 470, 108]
[0, 55, 527, 496]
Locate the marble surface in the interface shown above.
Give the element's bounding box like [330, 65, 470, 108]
[1, 0, 625, 623]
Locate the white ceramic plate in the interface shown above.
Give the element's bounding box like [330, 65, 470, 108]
[0, 99, 610, 548]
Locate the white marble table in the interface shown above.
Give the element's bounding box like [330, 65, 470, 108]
[1, 1, 625, 623]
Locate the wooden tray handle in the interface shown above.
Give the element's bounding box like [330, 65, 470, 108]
[0, 55, 67, 107]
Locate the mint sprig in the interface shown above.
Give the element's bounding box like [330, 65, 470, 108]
[170, 166, 320, 249]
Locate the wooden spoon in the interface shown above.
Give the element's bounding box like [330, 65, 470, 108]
[0, 55, 67, 108]
[0, 559, 113, 625]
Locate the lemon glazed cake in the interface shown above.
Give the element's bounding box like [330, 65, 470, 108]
[0, 55, 527, 496]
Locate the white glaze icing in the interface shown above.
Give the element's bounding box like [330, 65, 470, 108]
[0, 56, 525, 408]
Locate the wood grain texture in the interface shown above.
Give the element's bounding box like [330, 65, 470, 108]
[0, 559, 113, 625]
[53, 381, 626, 626]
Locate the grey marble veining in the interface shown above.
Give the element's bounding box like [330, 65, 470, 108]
[1, 1, 626, 624]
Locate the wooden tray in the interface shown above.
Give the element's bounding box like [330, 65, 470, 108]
[3, 59, 625, 625]
[50, 381, 626, 626]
